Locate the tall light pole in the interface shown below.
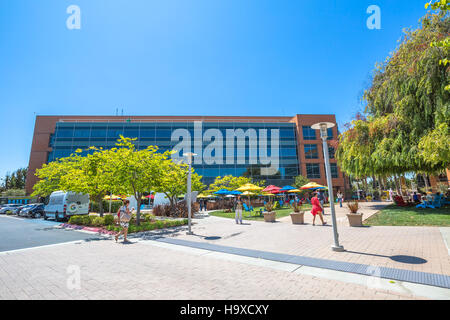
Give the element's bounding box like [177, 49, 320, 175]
[183, 152, 197, 235]
[311, 122, 344, 252]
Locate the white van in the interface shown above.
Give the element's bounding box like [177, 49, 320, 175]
[44, 191, 90, 221]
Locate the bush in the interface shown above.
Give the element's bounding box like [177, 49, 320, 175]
[104, 214, 114, 225]
[68, 215, 83, 225]
[347, 201, 359, 213]
[91, 217, 105, 227]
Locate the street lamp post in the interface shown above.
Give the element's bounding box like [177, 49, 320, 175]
[311, 122, 344, 252]
[183, 152, 197, 235]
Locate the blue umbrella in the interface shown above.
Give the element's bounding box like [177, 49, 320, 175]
[230, 190, 242, 195]
[280, 185, 296, 192]
[214, 189, 231, 195]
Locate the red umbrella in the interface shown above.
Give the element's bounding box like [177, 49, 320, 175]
[145, 194, 155, 199]
[263, 185, 281, 193]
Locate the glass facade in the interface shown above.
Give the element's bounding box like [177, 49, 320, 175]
[302, 126, 316, 140]
[306, 163, 321, 179]
[48, 121, 300, 186]
[304, 144, 319, 159]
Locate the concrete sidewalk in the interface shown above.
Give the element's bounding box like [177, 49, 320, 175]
[161, 202, 450, 276]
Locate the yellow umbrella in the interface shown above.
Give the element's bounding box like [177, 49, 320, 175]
[300, 182, 327, 190]
[288, 189, 302, 193]
[103, 194, 122, 200]
[197, 193, 208, 199]
[236, 183, 263, 192]
[241, 191, 255, 196]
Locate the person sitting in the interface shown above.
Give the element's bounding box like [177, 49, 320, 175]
[412, 192, 420, 204]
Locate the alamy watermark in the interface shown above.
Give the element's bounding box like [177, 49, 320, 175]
[66, 5, 81, 30]
[367, 5, 381, 30]
[66, 265, 81, 290]
[171, 121, 280, 176]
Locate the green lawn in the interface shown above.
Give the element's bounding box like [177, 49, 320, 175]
[209, 205, 312, 221]
[364, 204, 450, 226]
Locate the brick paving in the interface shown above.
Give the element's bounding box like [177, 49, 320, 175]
[164, 202, 450, 276]
[0, 238, 422, 300]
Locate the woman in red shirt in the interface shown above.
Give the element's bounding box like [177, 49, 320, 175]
[311, 191, 327, 226]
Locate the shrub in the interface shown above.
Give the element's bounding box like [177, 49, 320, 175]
[91, 217, 105, 227]
[68, 215, 83, 225]
[347, 201, 359, 213]
[290, 202, 302, 213]
[264, 201, 275, 212]
[104, 214, 114, 225]
[81, 215, 92, 225]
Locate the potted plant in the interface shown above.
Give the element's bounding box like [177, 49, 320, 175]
[263, 201, 276, 222]
[290, 202, 304, 224]
[346, 201, 363, 227]
[366, 195, 373, 202]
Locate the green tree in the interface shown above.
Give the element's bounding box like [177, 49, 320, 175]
[154, 159, 205, 208]
[109, 136, 174, 225]
[209, 175, 253, 193]
[293, 175, 310, 189]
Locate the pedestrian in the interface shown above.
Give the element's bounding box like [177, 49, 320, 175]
[388, 188, 394, 202]
[317, 190, 326, 214]
[235, 196, 243, 224]
[115, 199, 131, 243]
[199, 199, 203, 212]
[311, 191, 327, 226]
[336, 190, 344, 208]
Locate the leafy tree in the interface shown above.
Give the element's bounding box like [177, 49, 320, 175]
[208, 175, 265, 193]
[337, 10, 449, 181]
[154, 159, 205, 208]
[32, 158, 76, 197]
[108, 136, 175, 225]
[1, 167, 27, 191]
[293, 175, 310, 189]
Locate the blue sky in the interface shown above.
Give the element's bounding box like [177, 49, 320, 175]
[0, 0, 429, 178]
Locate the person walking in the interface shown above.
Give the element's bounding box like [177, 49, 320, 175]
[235, 196, 243, 224]
[317, 190, 326, 214]
[311, 191, 327, 226]
[115, 199, 131, 243]
[337, 190, 344, 208]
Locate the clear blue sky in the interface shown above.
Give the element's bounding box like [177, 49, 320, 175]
[0, 0, 429, 178]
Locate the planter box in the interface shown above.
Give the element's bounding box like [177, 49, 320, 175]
[346, 213, 363, 227]
[263, 211, 276, 222]
[290, 212, 305, 224]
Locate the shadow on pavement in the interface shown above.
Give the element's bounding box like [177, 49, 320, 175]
[345, 250, 428, 264]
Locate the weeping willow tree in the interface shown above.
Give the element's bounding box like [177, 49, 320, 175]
[337, 10, 449, 184]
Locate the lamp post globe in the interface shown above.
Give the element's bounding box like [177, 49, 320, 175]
[311, 122, 344, 252]
[183, 152, 197, 235]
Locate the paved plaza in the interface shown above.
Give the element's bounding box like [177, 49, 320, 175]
[0, 201, 449, 300]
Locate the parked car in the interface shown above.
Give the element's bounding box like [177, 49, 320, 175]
[0, 204, 23, 214]
[20, 204, 45, 219]
[12, 205, 28, 215]
[44, 191, 90, 221]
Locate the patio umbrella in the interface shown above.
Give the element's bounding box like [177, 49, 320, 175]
[230, 190, 242, 195]
[236, 183, 263, 192]
[280, 185, 296, 192]
[288, 189, 302, 193]
[103, 194, 122, 200]
[214, 189, 231, 196]
[196, 193, 208, 199]
[300, 182, 327, 190]
[263, 185, 281, 193]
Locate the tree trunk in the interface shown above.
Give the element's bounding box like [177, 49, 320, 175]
[97, 194, 104, 217]
[393, 175, 401, 195]
[135, 193, 142, 226]
[422, 174, 430, 191]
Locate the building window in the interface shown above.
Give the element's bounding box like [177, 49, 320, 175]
[324, 163, 339, 178]
[327, 128, 333, 140]
[304, 144, 319, 159]
[306, 163, 320, 179]
[328, 146, 335, 159]
[302, 126, 316, 140]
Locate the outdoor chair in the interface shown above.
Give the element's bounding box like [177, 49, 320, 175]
[427, 195, 442, 209]
[394, 195, 411, 207]
[243, 203, 253, 212]
[279, 200, 284, 208]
